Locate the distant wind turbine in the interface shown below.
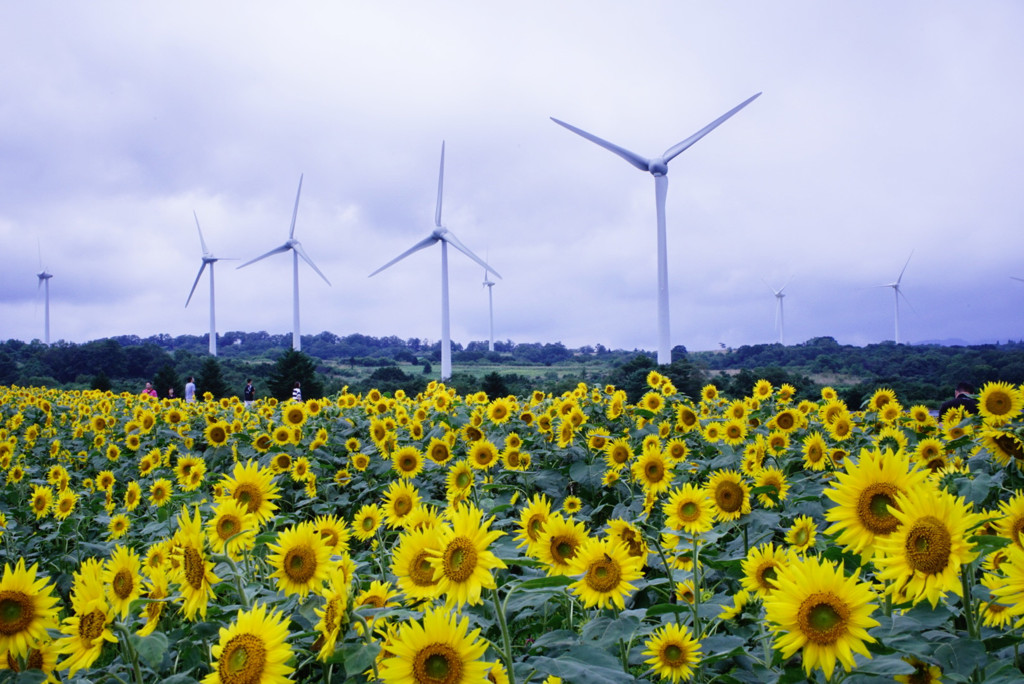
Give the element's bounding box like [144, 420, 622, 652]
[369, 142, 500, 381]
[36, 241, 53, 345]
[880, 252, 913, 344]
[186, 211, 236, 356]
[238, 175, 331, 351]
[765, 277, 791, 345]
[1012, 276, 1024, 285]
[551, 92, 761, 365]
[483, 266, 496, 352]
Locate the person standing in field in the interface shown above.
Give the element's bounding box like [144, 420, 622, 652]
[244, 378, 256, 408]
[185, 376, 196, 403]
[291, 381, 302, 402]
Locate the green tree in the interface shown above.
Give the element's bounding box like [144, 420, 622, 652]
[197, 357, 231, 399]
[152, 363, 182, 400]
[267, 350, 324, 400]
[91, 371, 112, 392]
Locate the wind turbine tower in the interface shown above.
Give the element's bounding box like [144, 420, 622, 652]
[881, 252, 913, 344]
[370, 142, 501, 381]
[238, 175, 331, 351]
[36, 245, 53, 345]
[483, 267, 496, 352]
[766, 278, 791, 345]
[552, 92, 761, 365]
[186, 211, 236, 356]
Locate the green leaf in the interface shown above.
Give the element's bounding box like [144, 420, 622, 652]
[528, 629, 580, 653]
[339, 640, 381, 676]
[131, 631, 169, 669]
[848, 652, 917, 676]
[514, 574, 575, 590]
[580, 613, 641, 646]
[934, 639, 988, 677]
[969, 533, 1011, 559]
[529, 645, 634, 684]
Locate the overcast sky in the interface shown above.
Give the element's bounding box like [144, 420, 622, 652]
[2, 2, 1022, 354]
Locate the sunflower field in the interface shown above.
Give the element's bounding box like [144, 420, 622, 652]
[2, 375, 1024, 684]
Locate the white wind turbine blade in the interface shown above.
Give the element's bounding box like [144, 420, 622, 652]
[442, 230, 502, 279]
[895, 251, 913, 286]
[185, 262, 209, 307]
[368, 235, 439, 277]
[550, 118, 650, 171]
[435, 142, 445, 228]
[1012, 276, 1024, 283]
[238, 244, 291, 269]
[194, 211, 211, 255]
[662, 92, 762, 163]
[289, 174, 304, 239]
[292, 242, 331, 286]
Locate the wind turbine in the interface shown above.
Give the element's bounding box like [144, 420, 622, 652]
[765, 277, 791, 345]
[551, 92, 761, 365]
[186, 211, 236, 356]
[483, 266, 496, 352]
[238, 175, 331, 351]
[369, 142, 501, 381]
[36, 242, 53, 345]
[880, 252, 913, 344]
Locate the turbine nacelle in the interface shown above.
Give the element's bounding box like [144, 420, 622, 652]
[648, 158, 669, 176]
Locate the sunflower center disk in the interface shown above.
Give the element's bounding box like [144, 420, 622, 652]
[679, 502, 699, 521]
[715, 482, 743, 513]
[857, 484, 902, 535]
[552, 537, 577, 564]
[219, 517, 240, 539]
[585, 558, 623, 593]
[220, 634, 267, 684]
[0, 593, 31, 634]
[798, 592, 850, 645]
[662, 643, 687, 667]
[411, 554, 438, 587]
[113, 570, 134, 599]
[905, 515, 953, 574]
[285, 546, 317, 584]
[183, 546, 206, 590]
[79, 608, 107, 641]
[234, 485, 261, 513]
[414, 644, 462, 684]
[443, 537, 478, 583]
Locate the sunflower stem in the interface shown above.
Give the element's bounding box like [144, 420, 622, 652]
[490, 587, 517, 684]
[960, 561, 977, 639]
[350, 613, 381, 682]
[692, 533, 702, 639]
[112, 622, 145, 684]
[652, 533, 680, 627]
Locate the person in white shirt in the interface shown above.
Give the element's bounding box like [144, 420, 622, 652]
[185, 377, 196, 403]
[291, 381, 302, 402]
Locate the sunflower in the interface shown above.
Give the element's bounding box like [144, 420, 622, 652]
[486, 397, 515, 425]
[568, 537, 644, 609]
[204, 421, 231, 448]
[562, 495, 583, 515]
[980, 427, 1024, 470]
[785, 515, 818, 554]
[643, 622, 703, 683]
[53, 489, 78, 520]
[468, 440, 499, 470]
[874, 484, 982, 607]
[606, 519, 649, 566]
[267, 522, 333, 599]
[894, 657, 943, 684]
[514, 493, 553, 554]
[271, 426, 292, 446]
[206, 499, 257, 561]
[741, 542, 789, 598]
[55, 583, 117, 675]
[150, 478, 173, 507]
[29, 485, 52, 520]
[313, 565, 352, 661]
[603, 438, 634, 471]
[764, 554, 879, 681]
[533, 514, 591, 575]
[219, 460, 280, 525]
[175, 455, 206, 492]
[382, 480, 422, 530]
[445, 460, 475, 497]
[379, 606, 489, 684]
[631, 448, 674, 496]
[706, 469, 751, 522]
[977, 381, 1024, 425]
[313, 514, 350, 553]
[823, 447, 930, 559]
[662, 484, 714, 535]
[0, 559, 61, 661]
[136, 568, 169, 637]
[827, 415, 854, 442]
[913, 437, 947, 471]
[700, 385, 719, 403]
[391, 525, 445, 604]
[290, 456, 313, 482]
[203, 602, 294, 684]
[425, 437, 453, 465]
[108, 513, 130, 540]
[282, 402, 307, 427]
[753, 467, 789, 509]
[392, 446, 424, 479]
[102, 545, 143, 620]
[352, 503, 383, 541]
[718, 588, 752, 621]
[170, 506, 221, 621]
[868, 387, 899, 413]
[427, 504, 506, 607]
